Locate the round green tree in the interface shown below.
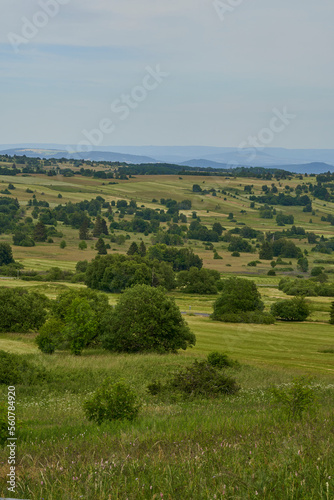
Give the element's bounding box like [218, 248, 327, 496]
[103, 284, 196, 353]
[211, 277, 264, 320]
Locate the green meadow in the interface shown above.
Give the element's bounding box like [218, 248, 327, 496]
[0, 169, 334, 499]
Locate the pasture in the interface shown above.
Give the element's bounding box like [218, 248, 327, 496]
[0, 169, 333, 499]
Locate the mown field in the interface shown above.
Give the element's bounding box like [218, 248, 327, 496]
[0, 169, 334, 499]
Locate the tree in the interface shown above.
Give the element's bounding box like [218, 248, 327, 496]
[103, 284, 196, 353]
[93, 216, 104, 237]
[79, 217, 90, 240]
[270, 297, 310, 321]
[96, 237, 107, 255]
[211, 278, 264, 320]
[60, 240, 67, 249]
[297, 257, 309, 273]
[192, 184, 202, 193]
[0, 243, 14, 266]
[79, 240, 87, 250]
[139, 240, 147, 257]
[33, 221, 47, 242]
[212, 222, 223, 236]
[37, 289, 112, 355]
[259, 241, 273, 260]
[0, 288, 48, 332]
[127, 241, 139, 255]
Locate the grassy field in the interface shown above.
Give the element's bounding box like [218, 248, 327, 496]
[0, 170, 334, 499]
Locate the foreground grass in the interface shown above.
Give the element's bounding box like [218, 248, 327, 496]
[0, 334, 333, 499]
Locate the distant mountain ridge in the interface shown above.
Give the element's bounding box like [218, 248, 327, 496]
[1, 145, 334, 173]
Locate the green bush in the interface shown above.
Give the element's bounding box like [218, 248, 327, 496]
[271, 297, 310, 321]
[83, 379, 141, 424]
[35, 318, 64, 354]
[271, 377, 317, 420]
[214, 311, 275, 324]
[207, 351, 240, 369]
[169, 361, 240, 398]
[212, 278, 264, 321]
[0, 350, 48, 385]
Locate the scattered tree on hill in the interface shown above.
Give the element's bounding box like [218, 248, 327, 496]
[33, 221, 47, 242]
[259, 241, 273, 260]
[96, 237, 107, 255]
[102, 284, 196, 353]
[139, 240, 147, 257]
[127, 241, 139, 255]
[0, 243, 14, 266]
[79, 217, 90, 240]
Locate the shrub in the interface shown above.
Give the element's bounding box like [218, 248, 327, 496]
[207, 351, 240, 369]
[0, 350, 48, 385]
[212, 278, 264, 320]
[213, 311, 275, 324]
[271, 377, 317, 420]
[267, 269, 276, 276]
[271, 297, 310, 321]
[35, 318, 64, 354]
[60, 240, 67, 249]
[83, 379, 141, 424]
[169, 361, 240, 398]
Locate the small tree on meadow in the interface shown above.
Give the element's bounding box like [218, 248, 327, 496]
[102, 284, 196, 353]
[330, 302, 334, 325]
[96, 237, 107, 255]
[0, 243, 14, 266]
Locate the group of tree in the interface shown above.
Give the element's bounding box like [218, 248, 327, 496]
[35, 286, 196, 355]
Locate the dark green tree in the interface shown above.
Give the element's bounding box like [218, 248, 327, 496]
[297, 257, 309, 273]
[259, 241, 273, 260]
[139, 240, 147, 257]
[79, 216, 90, 240]
[103, 284, 196, 353]
[93, 216, 103, 237]
[0, 243, 14, 266]
[127, 241, 139, 255]
[96, 237, 107, 255]
[33, 221, 47, 242]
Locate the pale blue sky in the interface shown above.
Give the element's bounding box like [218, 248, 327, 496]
[1, 0, 333, 148]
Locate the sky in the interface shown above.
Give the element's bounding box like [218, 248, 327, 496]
[0, 0, 333, 149]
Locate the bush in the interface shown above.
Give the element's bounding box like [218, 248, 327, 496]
[83, 379, 141, 424]
[267, 269, 276, 276]
[169, 361, 240, 398]
[212, 278, 264, 320]
[271, 297, 310, 321]
[271, 377, 317, 420]
[207, 351, 240, 369]
[0, 350, 48, 385]
[35, 318, 64, 354]
[103, 284, 196, 353]
[213, 311, 275, 324]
